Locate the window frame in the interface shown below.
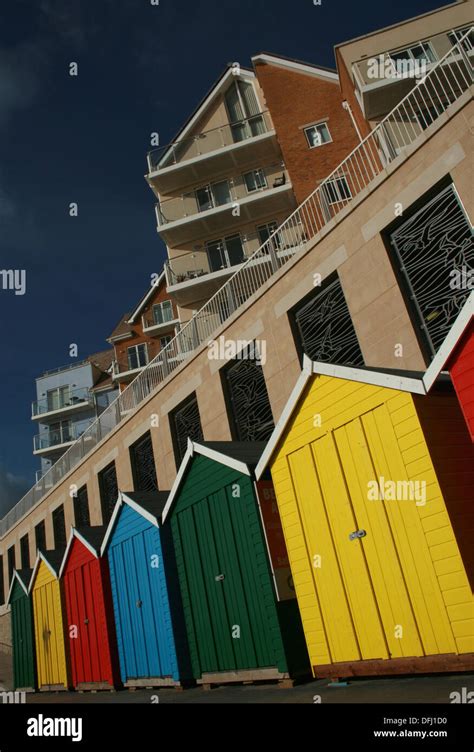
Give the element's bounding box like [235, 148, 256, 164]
[243, 168, 267, 193]
[304, 121, 332, 149]
[127, 342, 148, 371]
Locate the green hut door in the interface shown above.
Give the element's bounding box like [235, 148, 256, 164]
[11, 584, 35, 690]
[172, 465, 287, 678]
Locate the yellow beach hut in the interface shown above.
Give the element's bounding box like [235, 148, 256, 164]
[256, 357, 474, 679]
[30, 549, 70, 691]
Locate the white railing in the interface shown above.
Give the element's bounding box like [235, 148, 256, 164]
[1, 30, 472, 538]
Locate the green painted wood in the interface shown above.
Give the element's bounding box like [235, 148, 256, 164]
[169, 454, 288, 679]
[10, 581, 36, 690]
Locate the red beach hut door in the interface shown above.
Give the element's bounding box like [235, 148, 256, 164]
[63, 539, 114, 687]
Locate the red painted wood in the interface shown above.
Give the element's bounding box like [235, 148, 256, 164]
[62, 537, 121, 688]
[448, 321, 474, 442]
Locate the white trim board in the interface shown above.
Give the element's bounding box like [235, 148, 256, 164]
[58, 527, 100, 579]
[423, 294, 474, 392]
[128, 270, 167, 323]
[161, 439, 252, 523]
[252, 54, 339, 82]
[255, 356, 427, 479]
[28, 550, 60, 593]
[100, 490, 160, 556]
[6, 569, 31, 605]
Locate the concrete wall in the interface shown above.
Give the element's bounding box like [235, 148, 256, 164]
[0, 99, 471, 619]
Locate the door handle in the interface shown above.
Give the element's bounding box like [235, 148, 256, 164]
[136, 599, 142, 608]
[349, 529, 367, 541]
[84, 618, 89, 625]
[215, 574, 225, 582]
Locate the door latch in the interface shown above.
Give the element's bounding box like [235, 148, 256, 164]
[84, 618, 89, 625]
[349, 529, 367, 541]
[136, 599, 142, 608]
[215, 574, 225, 582]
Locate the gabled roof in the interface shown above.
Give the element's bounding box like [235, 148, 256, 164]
[127, 271, 167, 324]
[252, 52, 338, 81]
[58, 525, 108, 578]
[28, 548, 66, 592]
[107, 312, 133, 343]
[6, 568, 33, 604]
[255, 356, 429, 479]
[161, 440, 265, 523]
[423, 293, 473, 392]
[100, 490, 170, 556]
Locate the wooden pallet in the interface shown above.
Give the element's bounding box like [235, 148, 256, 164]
[198, 668, 294, 690]
[126, 677, 186, 690]
[76, 682, 116, 693]
[313, 652, 474, 680]
[39, 684, 68, 692]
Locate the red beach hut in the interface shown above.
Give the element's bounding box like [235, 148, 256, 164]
[59, 526, 121, 690]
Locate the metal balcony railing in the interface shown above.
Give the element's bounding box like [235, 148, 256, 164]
[155, 163, 288, 226]
[33, 422, 92, 452]
[147, 111, 273, 172]
[31, 387, 93, 417]
[1, 30, 472, 538]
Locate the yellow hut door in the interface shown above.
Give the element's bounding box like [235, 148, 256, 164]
[289, 407, 429, 665]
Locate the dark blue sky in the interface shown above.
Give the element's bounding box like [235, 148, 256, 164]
[0, 0, 447, 510]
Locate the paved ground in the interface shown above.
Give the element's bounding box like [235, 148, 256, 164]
[2, 650, 472, 704]
[12, 674, 474, 704]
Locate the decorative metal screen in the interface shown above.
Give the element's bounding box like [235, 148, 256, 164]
[74, 486, 90, 528]
[130, 432, 158, 492]
[35, 521, 46, 553]
[20, 534, 30, 569]
[98, 462, 118, 524]
[171, 395, 203, 466]
[294, 277, 364, 365]
[223, 345, 275, 442]
[52, 505, 66, 550]
[390, 184, 474, 355]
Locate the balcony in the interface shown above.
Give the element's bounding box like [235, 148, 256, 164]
[112, 357, 148, 384]
[146, 111, 281, 194]
[31, 387, 94, 421]
[141, 311, 180, 337]
[164, 227, 306, 306]
[33, 422, 92, 457]
[352, 26, 473, 120]
[155, 164, 295, 247]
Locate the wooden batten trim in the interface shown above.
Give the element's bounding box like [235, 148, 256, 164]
[313, 653, 474, 679]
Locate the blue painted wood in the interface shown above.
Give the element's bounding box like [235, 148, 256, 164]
[106, 504, 180, 682]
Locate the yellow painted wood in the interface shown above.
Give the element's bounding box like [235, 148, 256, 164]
[32, 561, 68, 689]
[270, 374, 474, 673]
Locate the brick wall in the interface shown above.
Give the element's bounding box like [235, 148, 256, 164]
[255, 61, 361, 204]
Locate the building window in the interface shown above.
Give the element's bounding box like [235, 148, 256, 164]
[127, 343, 148, 371]
[206, 234, 245, 272]
[388, 42, 437, 68]
[7, 546, 15, 585]
[52, 505, 66, 550]
[291, 276, 364, 366]
[448, 27, 474, 53]
[304, 122, 332, 148]
[152, 299, 173, 325]
[160, 335, 173, 350]
[322, 176, 352, 205]
[46, 385, 70, 412]
[221, 343, 274, 442]
[257, 221, 282, 250]
[170, 393, 204, 468]
[130, 432, 158, 492]
[224, 80, 266, 141]
[47, 420, 73, 447]
[0, 556, 4, 605]
[74, 485, 90, 528]
[98, 462, 118, 524]
[243, 168, 267, 193]
[20, 534, 30, 569]
[195, 180, 231, 212]
[35, 520, 46, 554]
[387, 183, 474, 356]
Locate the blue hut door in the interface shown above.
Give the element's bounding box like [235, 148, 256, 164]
[111, 524, 176, 680]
